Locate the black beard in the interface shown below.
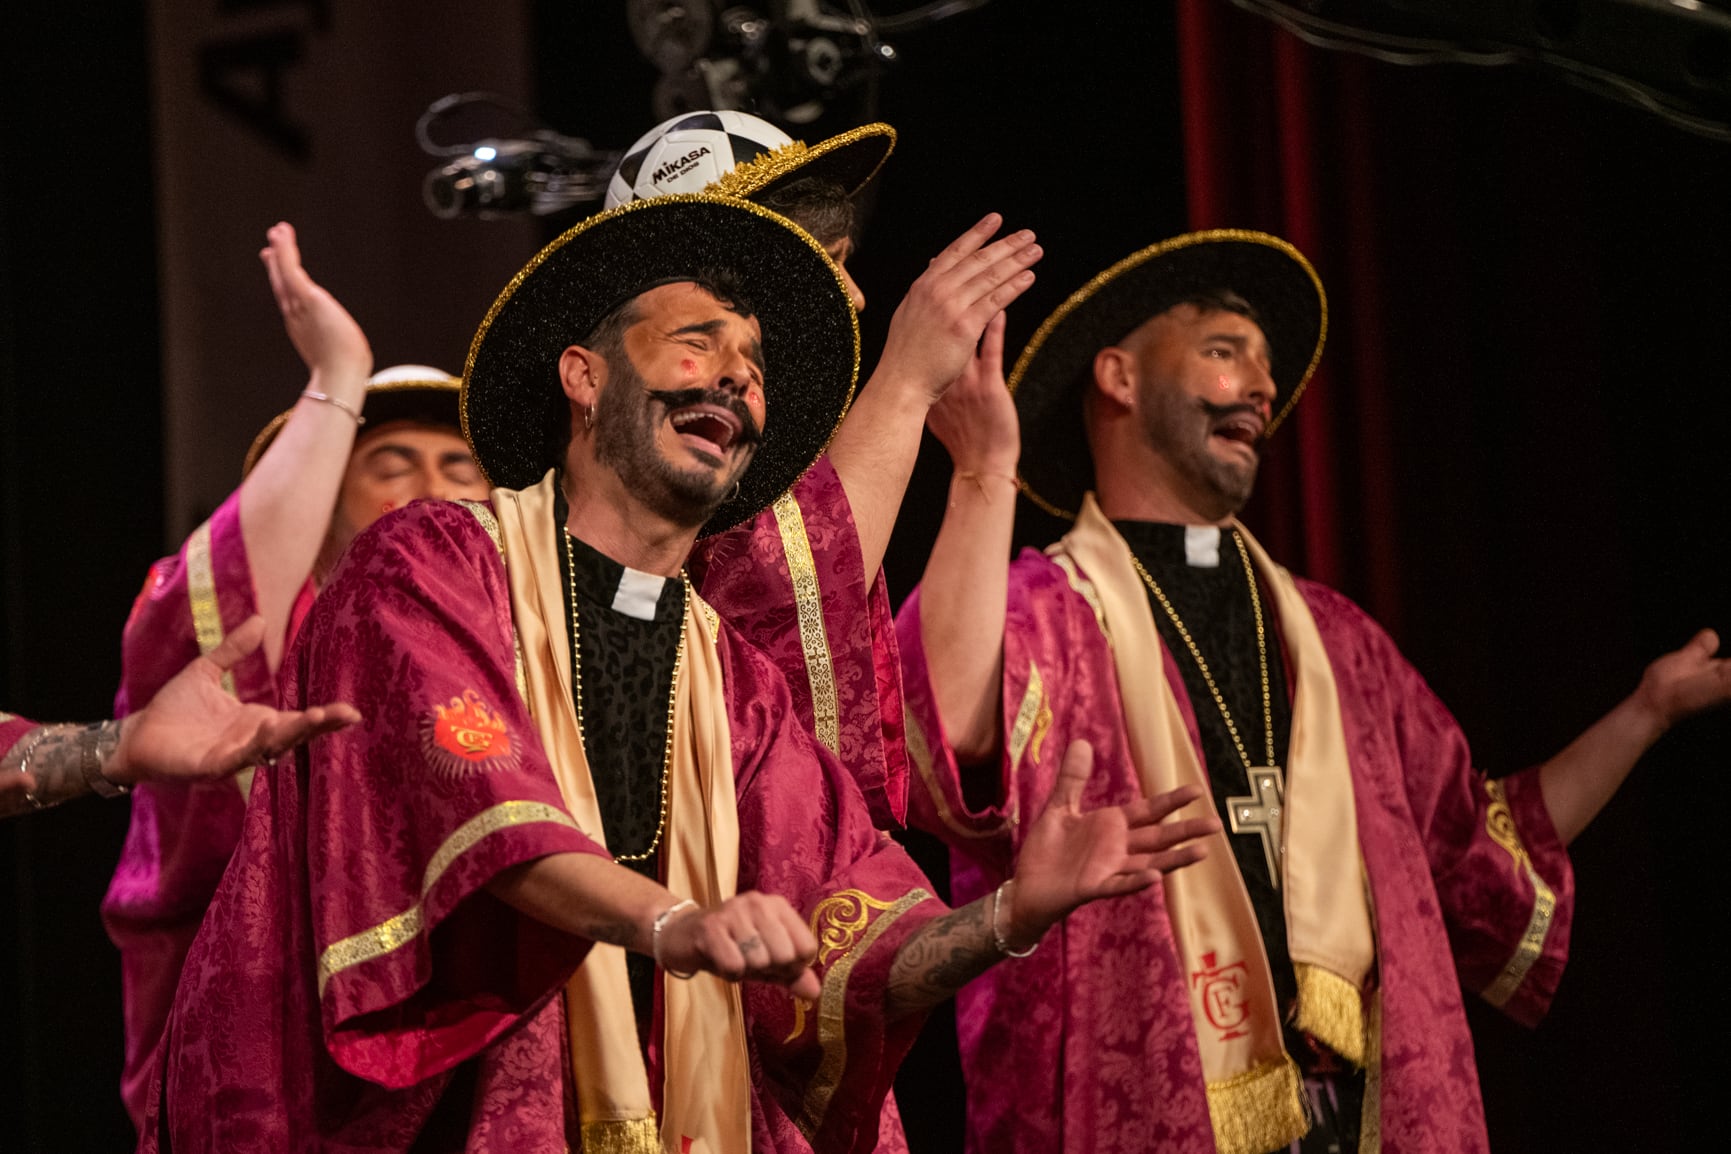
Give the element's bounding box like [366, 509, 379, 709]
[593, 359, 754, 528]
[1139, 389, 1260, 517]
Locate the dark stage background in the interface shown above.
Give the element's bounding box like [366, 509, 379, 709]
[3, 1, 1729, 1149]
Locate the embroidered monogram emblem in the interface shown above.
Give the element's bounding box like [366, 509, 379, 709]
[1190, 950, 1252, 1041]
[421, 689, 520, 775]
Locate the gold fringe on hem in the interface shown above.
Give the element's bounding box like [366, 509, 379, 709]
[1294, 962, 1366, 1066]
[1206, 1055, 1308, 1154]
[578, 1115, 660, 1154]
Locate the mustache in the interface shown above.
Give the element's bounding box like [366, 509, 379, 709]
[647, 387, 763, 446]
[1198, 398, 1267, 433]
[1197, 398, 1262, 422]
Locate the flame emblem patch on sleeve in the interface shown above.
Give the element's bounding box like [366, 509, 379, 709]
[421, 689, 521, 775]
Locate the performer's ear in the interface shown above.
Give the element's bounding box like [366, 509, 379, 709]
[1092, 346, 1138, 412]
[558, 344, 605, 411]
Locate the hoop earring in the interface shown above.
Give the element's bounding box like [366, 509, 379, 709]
[583, 405, 595, 431]
[730, 480, 741, 501]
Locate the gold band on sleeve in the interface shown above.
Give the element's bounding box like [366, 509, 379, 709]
[795, 888, 933, 1139]
[317, 800, 582, 995]
[771, 492, 841, 754]
[1479, 778, 1558, 1008]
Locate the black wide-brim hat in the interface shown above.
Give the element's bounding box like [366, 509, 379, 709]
[1009, 229, 1327, 519]
[707, 123, 896, 202]
[462, 194, 860, 535]
[241, 370, 463, 478]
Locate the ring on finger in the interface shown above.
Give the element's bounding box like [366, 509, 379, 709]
[736, 935, 762, 954]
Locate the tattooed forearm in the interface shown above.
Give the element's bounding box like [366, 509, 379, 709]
[884, 898, 1001, 1020]
[0, 721, 123, 819]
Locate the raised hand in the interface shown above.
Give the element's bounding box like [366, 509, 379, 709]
[1634, 628, 1731, 731]
[108, 616, 362, 786]
[260, 221, 373, 383]
[653, 890, 823, 1000]
[877, 214, 1041, 404]
[927, 309, 1021, 476]
[1003, 740, 1219, 950]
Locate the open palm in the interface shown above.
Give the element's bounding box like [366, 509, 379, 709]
[112, 617, 360, 785]
[1005, 740, 1219, 949]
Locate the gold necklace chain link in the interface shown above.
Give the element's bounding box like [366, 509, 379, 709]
[1128, 530, 1277, 771]
[564, 529, 688, 863]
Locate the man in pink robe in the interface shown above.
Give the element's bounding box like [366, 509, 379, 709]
[106, 119, 1023, 1125]
[143, 195, 1212, 1152]
[101, 225, 495, 1127]
[898, 231, 1731, 1153]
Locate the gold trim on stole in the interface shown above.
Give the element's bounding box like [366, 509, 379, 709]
[577, 1117, 661, 1154]
[1293, 963, 1367, 1066]
[904, 706, 1010, 841]
[771, 491, 841, 753]
[1204, 1056, 1308, 1154]
[794, 887, 933, 1140]
[1479, 778, 1557, 1008]
[317, 800, 582, 994]
[187, 518, 244, 792]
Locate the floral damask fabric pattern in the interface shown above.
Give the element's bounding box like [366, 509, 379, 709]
[897, 549, 1574, 1154]
[691, 456, 909, 830]
[100, 490, 313, 1129]
[148, 500, 942, 1153]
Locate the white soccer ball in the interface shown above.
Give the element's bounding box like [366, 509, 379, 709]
[604, 110, 793, 208]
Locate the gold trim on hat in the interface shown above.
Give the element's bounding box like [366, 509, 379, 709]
[240, 376, 464, 479]
[1007, 229, 1329, 520]
[704, 122, 897, 201]
[460, 192, 862, 505]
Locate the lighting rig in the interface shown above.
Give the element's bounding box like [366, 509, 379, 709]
[421, 0, 988, 219]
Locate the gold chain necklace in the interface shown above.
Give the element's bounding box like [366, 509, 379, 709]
[1129, 530, 1287, 886]
[1128, 530, 1275, 770]
[564, 529, 688, 863]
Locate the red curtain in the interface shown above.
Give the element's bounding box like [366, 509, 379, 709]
[1176, 0, 1402, 634]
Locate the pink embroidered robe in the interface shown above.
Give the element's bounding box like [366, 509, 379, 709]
[102, 457, 907, 1131]
[142, 498, 940, 1153]
[100, 490, 315, 1127]
[896, 548, 1575, 1154]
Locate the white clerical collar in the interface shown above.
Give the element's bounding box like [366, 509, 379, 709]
[1184, 525, 1222, 568]
[611, 568, 668, 621]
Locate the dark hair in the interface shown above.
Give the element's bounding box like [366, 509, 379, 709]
[1081, 288, 1270, 426]
[1177, 288, 1261, 327]
[755, 177, 855, 248]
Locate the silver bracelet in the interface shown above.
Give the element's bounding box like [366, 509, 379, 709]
[992, 879, 1038, 958]
[14, 729, 53, 810]
[79, 722, 130, 799]
[300, 388, 365, 426]
[652, 898, 699, 979]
